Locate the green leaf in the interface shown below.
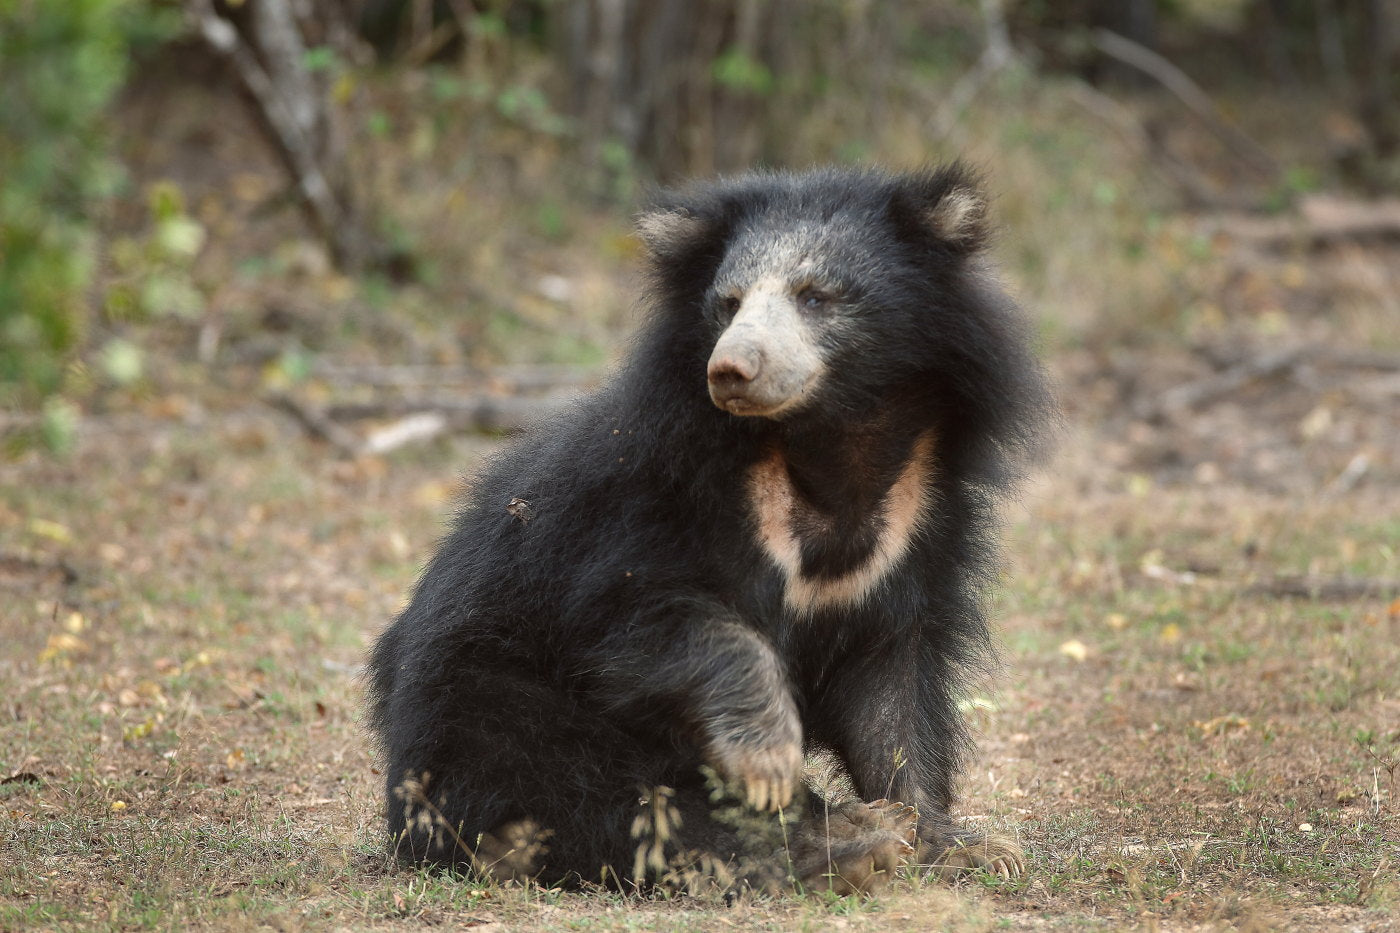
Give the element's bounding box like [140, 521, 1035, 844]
[711, 48, 774, 96]
[39, 397, 79, 454]
[155, 216, 206, 258]
[302, 46, 338, 73]
[100, 338, 143, 386]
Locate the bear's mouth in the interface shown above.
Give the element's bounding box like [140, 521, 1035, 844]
[709, 374, 819, 419]
[717, 395, 768, 416]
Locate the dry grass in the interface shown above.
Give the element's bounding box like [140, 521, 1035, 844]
[4, 58, 1399, 932]
[3, 376, 1396, 931]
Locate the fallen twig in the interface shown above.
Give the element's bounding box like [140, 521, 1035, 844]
[1244, 575, 1400, 600]
[1137, 347, 1305, 422]
[268, 392, 573, 457]
[1321, 452, 1370, 498]
[324, 394, 572, 422]
[310, 362, 599, 391]
[362, 412, 448, 455]
[266, 393, 365, 457]
[0, 553, 80, 586]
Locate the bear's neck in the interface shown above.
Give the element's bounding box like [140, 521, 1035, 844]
[748, 419, 937, 613]
[777, 419, 926, 520]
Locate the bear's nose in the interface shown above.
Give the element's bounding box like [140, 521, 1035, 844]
[707, 349, 762, 399]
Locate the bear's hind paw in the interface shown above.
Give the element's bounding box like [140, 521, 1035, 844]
[922, 832, 1025, 880]
[792, 799, 919, 896]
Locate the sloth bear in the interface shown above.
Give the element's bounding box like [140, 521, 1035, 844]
[366, 164, 1050, 894]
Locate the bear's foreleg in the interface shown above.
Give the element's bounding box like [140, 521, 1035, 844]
[811, 639, 952, 813]
[590, 617, 803, 812]
[812, 635, 1025, 879]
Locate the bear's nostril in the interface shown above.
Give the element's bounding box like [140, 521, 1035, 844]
[708, 361, 751, 386]
[707, 353, 760, 388]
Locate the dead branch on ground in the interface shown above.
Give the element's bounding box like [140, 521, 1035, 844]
[267, 392, 574, 457]
[1245, 575, 1400, 600]
[267, 393, 366, 457]
[0, 552, 80, 586]
[310, 363, 599, 392]
[1128, 344, 1400, 425]
[1205, 195, 1400, 249]
[1135, 347, 1305, 422]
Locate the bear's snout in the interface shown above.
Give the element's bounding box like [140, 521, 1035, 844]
[706, 282, 826, 418]
[705, 332, 820, 416]
[707, 347, 763, 410]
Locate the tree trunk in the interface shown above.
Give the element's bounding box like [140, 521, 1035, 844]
[191, 0, 376, 271]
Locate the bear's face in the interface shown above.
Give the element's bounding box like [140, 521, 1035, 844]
[638, 167, 990, 422]
[704, 217, 873, 418]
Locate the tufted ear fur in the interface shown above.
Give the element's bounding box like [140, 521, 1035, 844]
[926, 185, 987, 246]
[634, 192, 742, 308]
[635, 208, 712, 259]
[892, 164, 991, 253]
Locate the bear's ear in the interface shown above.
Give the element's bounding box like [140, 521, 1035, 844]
[893, 165, 990, 253]
[635, 207, 713, 259]
[926, 185, 987, 246]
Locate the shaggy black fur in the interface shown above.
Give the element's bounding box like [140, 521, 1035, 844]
[366, 164, 1051, 887]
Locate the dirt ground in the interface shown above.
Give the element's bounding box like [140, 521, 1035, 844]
[3, 74, 1400, 932]
[3, 240, 1398, 932]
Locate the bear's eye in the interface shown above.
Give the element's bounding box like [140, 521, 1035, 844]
[798, 290, 830, 311]
[720, 295, 741, 317]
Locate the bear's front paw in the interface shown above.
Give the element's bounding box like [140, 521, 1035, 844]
[705, 737, 804, 811]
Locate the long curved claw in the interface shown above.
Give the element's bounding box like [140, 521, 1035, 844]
[927, 834, 1026, 880]
[710, 739, 803, 813]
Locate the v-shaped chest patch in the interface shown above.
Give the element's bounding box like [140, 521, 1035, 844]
[747, 433, 935, 614]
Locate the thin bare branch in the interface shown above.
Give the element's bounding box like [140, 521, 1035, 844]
[929, 0, 1016, 141]
[1093, 28, 1278, 178]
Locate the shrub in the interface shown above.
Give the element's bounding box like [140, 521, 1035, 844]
[0, 0, 172, 410]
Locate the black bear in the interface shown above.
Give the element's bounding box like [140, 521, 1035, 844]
[366, 165, 1050, 894]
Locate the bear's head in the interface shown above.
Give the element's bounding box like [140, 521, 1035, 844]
[636, 166, 998, 423]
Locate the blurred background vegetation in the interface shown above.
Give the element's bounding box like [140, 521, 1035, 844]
[1, 0, 1397, 454]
